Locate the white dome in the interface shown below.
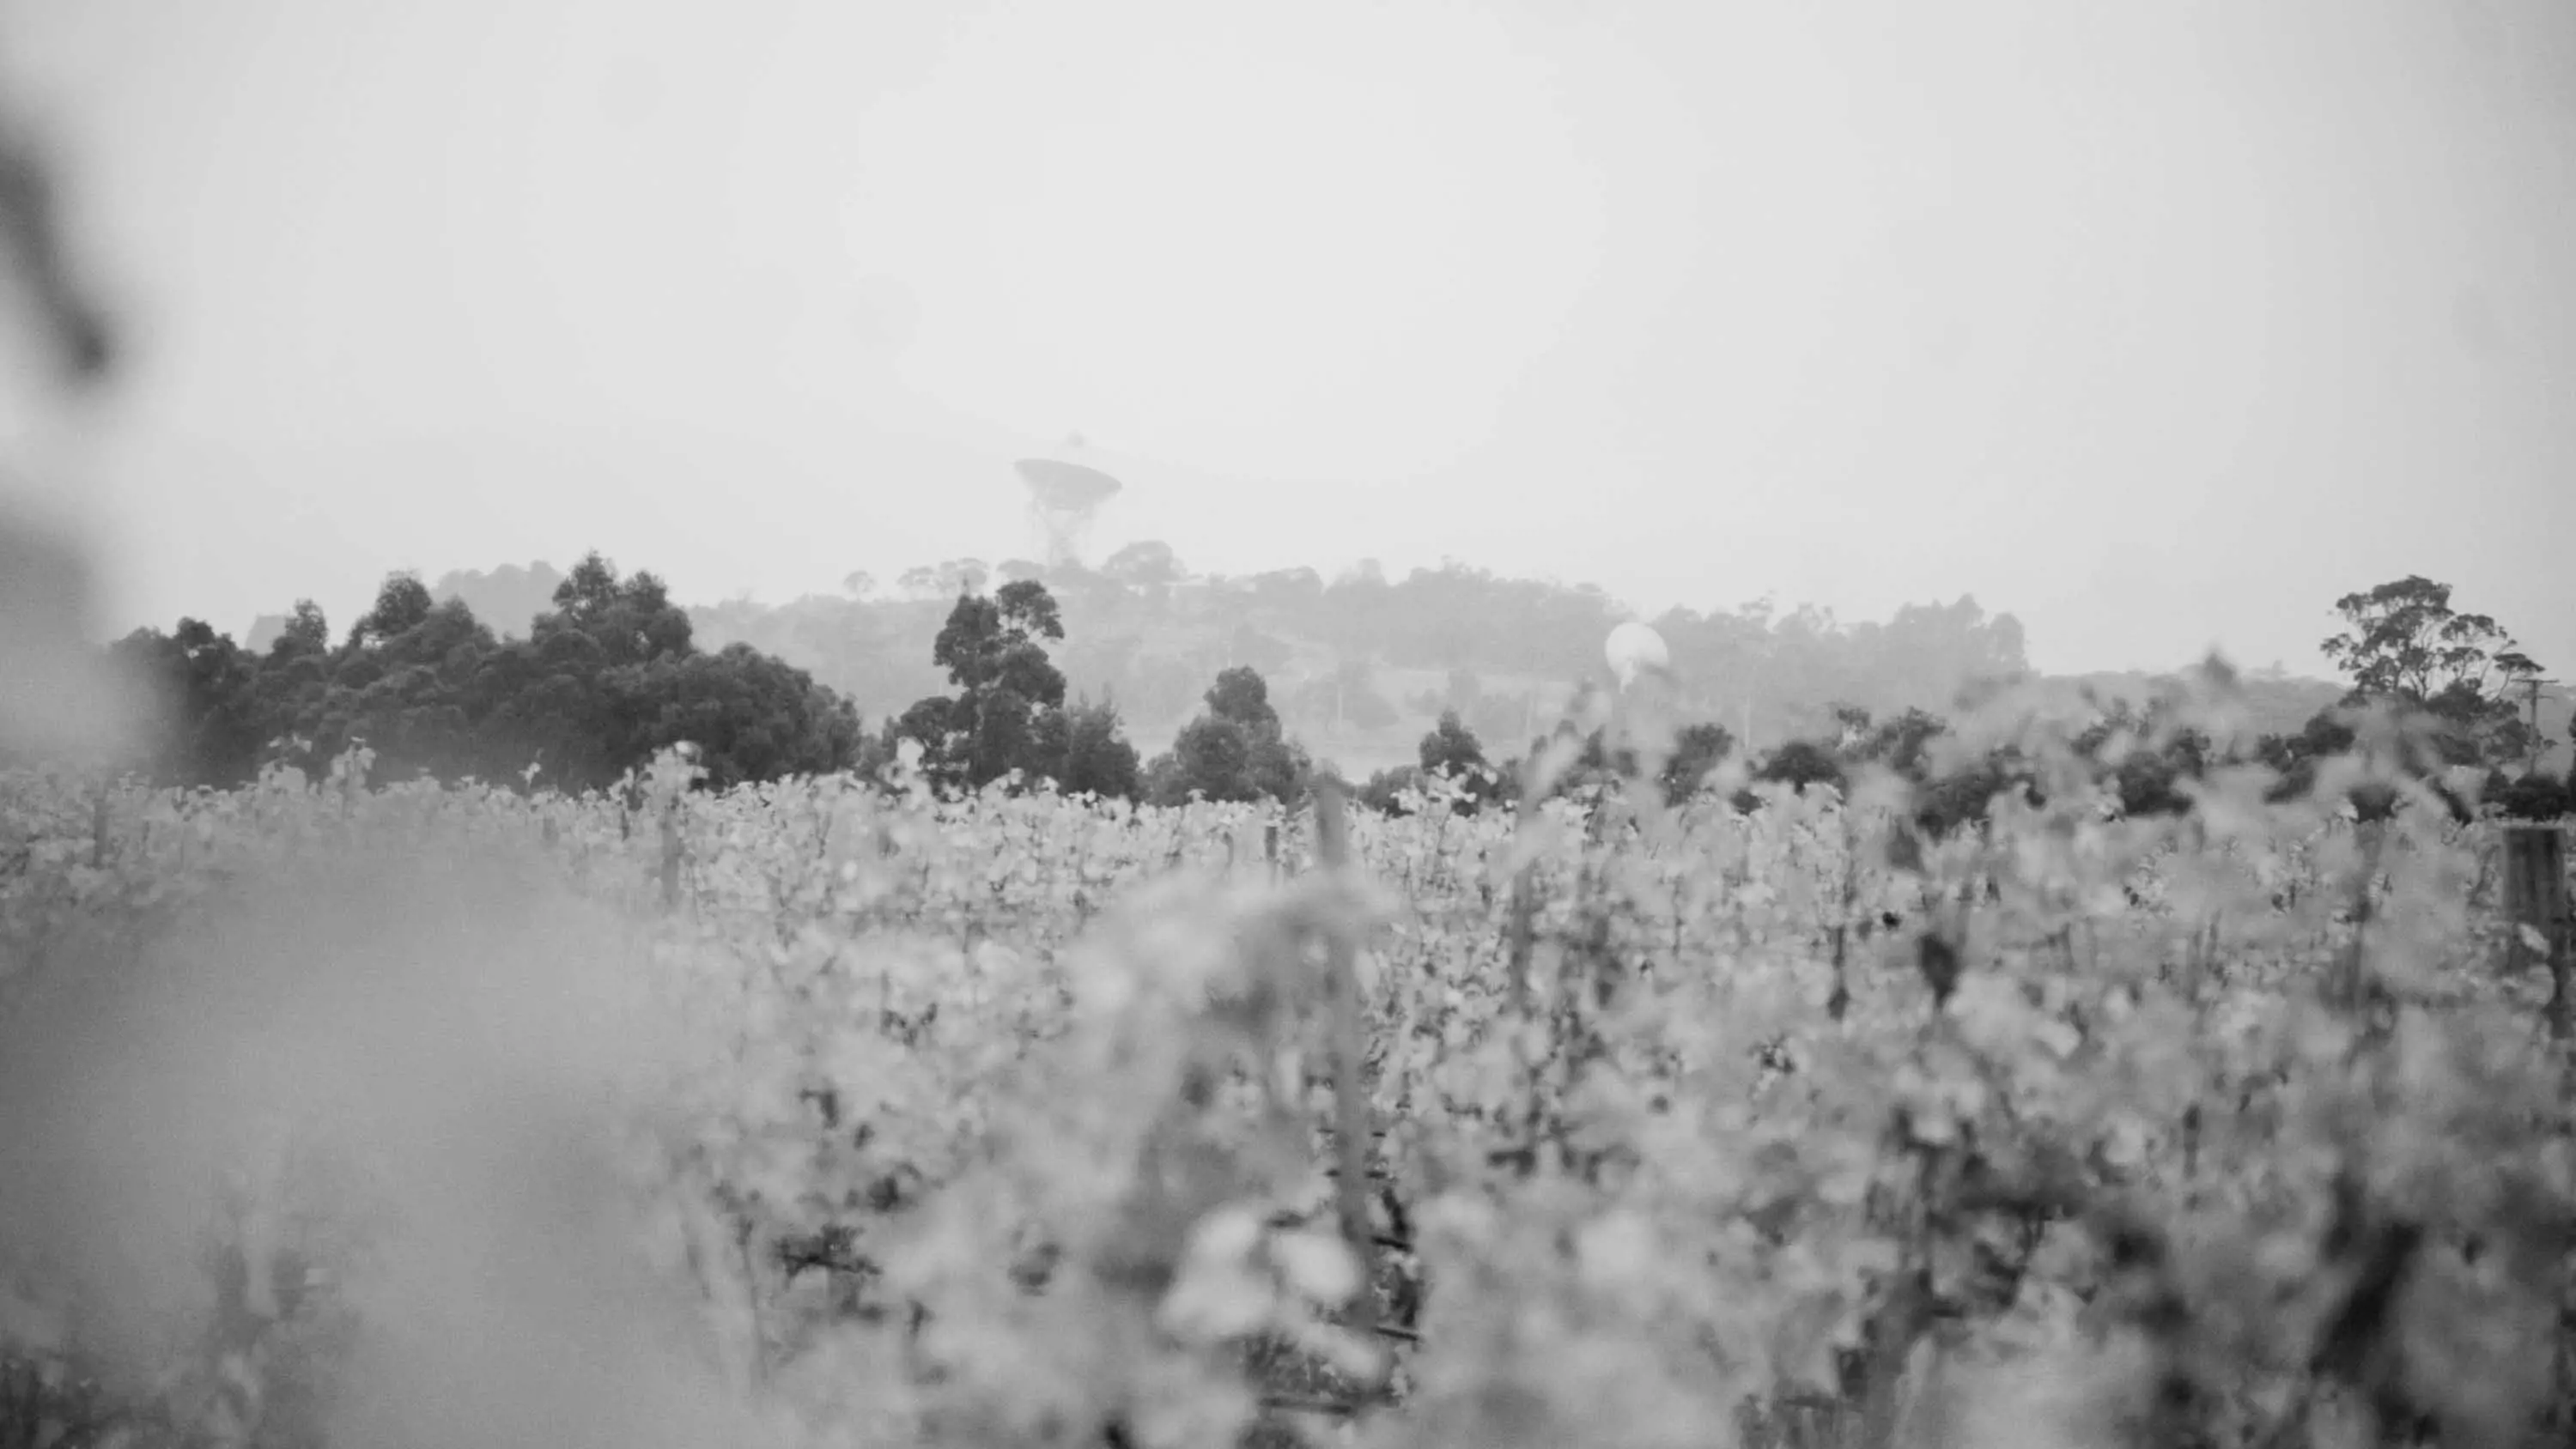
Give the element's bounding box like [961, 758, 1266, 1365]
[1604, 621, 1669, 688]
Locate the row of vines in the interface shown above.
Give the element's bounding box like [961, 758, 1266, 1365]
[2, 682, 2572, 1449]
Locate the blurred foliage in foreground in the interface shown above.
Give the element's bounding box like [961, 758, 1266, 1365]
[2, 669, 2573, 1449]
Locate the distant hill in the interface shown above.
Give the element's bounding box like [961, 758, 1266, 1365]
[242, 561, 564, 653]
[411, 552, 2567, 779]
[243, 612, 289, 654]
[428, 561, 566, 640]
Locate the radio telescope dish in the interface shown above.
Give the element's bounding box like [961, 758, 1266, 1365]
[1605, 621, 1670, 689]
[1012, 456, 1123, 567]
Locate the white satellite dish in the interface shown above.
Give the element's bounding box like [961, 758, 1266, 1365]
[1605, 621, 1669, 689]
[1012, 453, 1123, 567]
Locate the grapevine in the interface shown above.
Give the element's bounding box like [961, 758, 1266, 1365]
[1, 676, 2571, 1449]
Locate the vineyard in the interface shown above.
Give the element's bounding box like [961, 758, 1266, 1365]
[2, 680, 2573, 1449]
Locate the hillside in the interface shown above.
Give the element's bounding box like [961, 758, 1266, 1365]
[660, 557, 2451, 779]
[405, 552, 2571, 782]
[670, 559, 2022, 768]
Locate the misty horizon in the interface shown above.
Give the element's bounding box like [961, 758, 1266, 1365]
[2, 0, 2569, 685]
[242, 530, 2381, 687]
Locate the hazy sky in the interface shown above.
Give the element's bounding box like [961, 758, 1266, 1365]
[0, 0, 2569, 679]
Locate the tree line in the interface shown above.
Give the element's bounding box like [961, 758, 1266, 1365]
[91, 559, 2569, 830]
[653, 547, 2045, 758]
[1358, 573, 2571, 828]
[446, 546, 2404, 788]
[102, 558, 1312, 810]
[872, 566, 2568, 828]
[100, 553, 862, 794]
[860, 580, 1315, 809]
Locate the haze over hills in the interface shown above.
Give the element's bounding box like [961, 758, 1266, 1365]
[8, 0, 2565, 822]
[91, 414, 2573, 698]
[395, 551, 2570, 784]
[9, 0, 2566, 729]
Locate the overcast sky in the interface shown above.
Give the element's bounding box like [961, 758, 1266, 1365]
[0, 0, 2568, 680]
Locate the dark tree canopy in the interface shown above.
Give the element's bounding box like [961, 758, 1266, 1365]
[1660, 721, 1735, 806]
[884, 580, 1143, 799]
[275, 599, 329, 655]
[1039, 695, 1143, 800]
[347, 573, 435, 651]
[107, 549, 2564, 828]
[105, 554, 858, 794]
[1144, 664, 1310, 806]
[1205, 666, 1279, 735]
[1419, 710, 1485, 779]
[538, 551, 693, 667]
[2321, 575, 2537, 703]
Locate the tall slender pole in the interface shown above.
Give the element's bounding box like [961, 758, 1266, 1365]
[2518, 677, 2561, 778]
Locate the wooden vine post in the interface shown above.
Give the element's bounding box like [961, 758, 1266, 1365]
[1309, 779, 1384, 1400]
[2501, 823, 2573, 1039]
